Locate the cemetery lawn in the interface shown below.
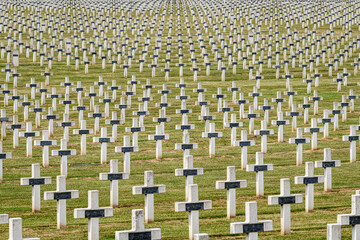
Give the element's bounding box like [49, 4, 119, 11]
[1, 4, 360, 239]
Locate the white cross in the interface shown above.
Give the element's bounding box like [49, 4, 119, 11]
[286, 104, 301, 132]
[175, 155, 203, 201]
[115, 209, 161, 240]
[216, 166, 247, 218]
[175, 184, 212, 240]
[19, 122, 40, 157]
[202, 122, 222, 157]
[0, 141, 11, 183]
[34, 130, 57, 167]
[254, 120, 274, 153]
[175, 132, 198, 160]
[225, 113, 243, 146]
[289, 128, 310, 166]
[51, 139, 76, 177]
[74, 190, 113, 240]
[230, 201, 273, 239]
[342, 125, 360, 163]
[99, 159, 129, 207]
[115, 135, 139, 174]
[304, 118, 323, 150]
[20, 163, 51, 212]
[337, 193, 360, 240]
[271, 111, 289, 142]
[133, 170, 166, 223]
[233, 130, 255, 170]
[268, 178, 303, 235]
[44, 175, 79, 228]
[148, 124, 169, 160]
[125, 118, 145, 148]
[93, 127, 115, 164]
[105, 111, 123, 141]
[244, 105, 260, 134]
[246, 152, 273, 197]
[73, 120, 93, 155]
[317, 110, 333, 138]
[314, 148, 341, 192]
[295, 162, 324, 212]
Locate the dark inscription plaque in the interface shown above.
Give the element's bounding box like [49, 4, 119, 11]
[85, 209, 105, 218]
[58, 150, 72, 156]
[181, 144, 194, 150]
[153, 135, 166, 141]
[238, 141, 251, 147]
[185, 202, 204, 211]
[303, 177, 318, 184]
[98, 138, 110, 143]
[183, 169, 198, 176]
[54, 192, 72, 200]
[29, 178, 45, 185]
[78, 130, 90, 135]
[121, 147, 134, 153]
[295, 139, 306, 144]
[349, 216, 360, 225]
[142, 187, 159, 194]
[225, 182, 240, 189]
[243, 223, 264, 233]
[107, 173, 123, 180]
[278, 196, 296, 205]
[128, 231, 152, 240]
[40, 141, 53, 146]
[322, 161, 336, 168]
[254, 165, 268, 172]
[207, 133, 219, 138]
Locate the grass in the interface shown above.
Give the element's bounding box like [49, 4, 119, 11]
[1, 1, 360, 239]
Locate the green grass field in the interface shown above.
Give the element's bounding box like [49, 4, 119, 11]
[1, 1, 360, 239]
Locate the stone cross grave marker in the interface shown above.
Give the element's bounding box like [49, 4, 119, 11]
[295, 162, 324, 212]
[133, 170, 166, 223]
[115, 209, 161, 240]
[337, 193, 360, 240]
[51, 139, 76, 177]
[20, 163, 51, 212]
[268, 178, 303, 235]
[289, 128, 310, 166]
[34, 130, 57, 167]
[314, 148, 341, 192]
[0, 142, 11, 183]
[202, 122, 222, 157]
[175, 184, 212, 240]
[230, 201, 273, 239]
[216, 166, 247, 219]
[99, 159, 129, 207]
[73, 120, 93, 155]
[148, 124, 169, 160]
[304, 118, 323, 150]
[246, 152, 273, 197]
[19, 122, 40, 157]
[74, 190, 113, 240]
[254, 120, 274, 153]
[93, 127, 115, 164]
[233, 130, 255, 170]
[44, 175, 79, 228]
[175, 155, 203, 201]
[115, 135, 139, 174]
[342, 125, 360, 163]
